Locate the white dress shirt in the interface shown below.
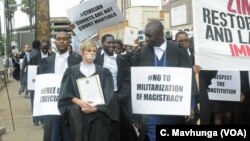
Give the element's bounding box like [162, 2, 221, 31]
[101, 50, 118, 91]
[80, 62, 95, 77]
[153, 40, 167, 60]
[54, 51, 69, 74]
[25, 52, 30, 62]
[41, 52, 48, 59]
[187, 48, 191, 56]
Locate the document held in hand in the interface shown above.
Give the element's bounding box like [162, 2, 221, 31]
[76, 75, 105, 106]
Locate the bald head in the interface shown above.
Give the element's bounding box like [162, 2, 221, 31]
[145, 20, 164, 34]
[144, 20, 165, 47]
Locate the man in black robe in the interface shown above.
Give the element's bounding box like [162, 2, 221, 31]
[189, 37, 217, 124]
[95, 34, 138, 141]
[29, 39, 53, 126]
[37, 31, 81, 141]
[132, 20, 188, 141]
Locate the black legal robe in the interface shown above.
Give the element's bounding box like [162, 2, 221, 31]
[37, 53, 81, 141]
[132, 41, 188, 141]
[58, 64, 120, 141]
[95, 50, 138, 141]
[198, 70, 217, 124]
[240, 71, 250, 124]
[94, 50, 132, 111]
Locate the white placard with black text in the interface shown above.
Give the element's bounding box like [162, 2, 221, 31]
[27, 65, 37, 90]
[208, 71, 241, 101]
[33, 74, 63, 116]
[67, 0, 124, 41]
[131, 67, 192, 116]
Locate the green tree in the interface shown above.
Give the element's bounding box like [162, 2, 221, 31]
[7, 0, 17, 34]
[0, 36, 6, 56]
[21, 0, 35, 31]
[3, 0, 17, 57]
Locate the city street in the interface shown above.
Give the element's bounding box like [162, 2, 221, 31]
[0, 78, 43, 141]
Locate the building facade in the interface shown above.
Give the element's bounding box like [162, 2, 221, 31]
[14, 0, 194, 47]
[99, 0, 194, 41]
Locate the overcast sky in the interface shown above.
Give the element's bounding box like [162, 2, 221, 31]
[0, 0, 161, 32]
[0, 0, 81, 32]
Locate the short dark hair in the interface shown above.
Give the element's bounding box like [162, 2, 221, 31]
[40, 39, 50, 47]
[101, 34, 114, 44]
[32, 40, 41, 49]
[114, 39, 123, 47]
[175, 31, 188, 41]
[55, 31, 70, 39]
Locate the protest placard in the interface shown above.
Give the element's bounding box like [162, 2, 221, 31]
[131, 67, 192, 116]
[138, 29, 145, 42]
[208, 71, 241, 101]
[193, 0, 250, 70]
[123, 26, 138, 46]
[33, 74, 63, 116]
[27, 65, 37, 90]
[67, 0, 124, 41]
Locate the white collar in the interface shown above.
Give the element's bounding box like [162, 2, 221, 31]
[187, 48, 191, 56]
[80, 62, 95, 77]
[121, 51, 127, 55]
[153, 40, 167, 59]
[101, 49, 117, 58]
[41, 52, 48, 58]
[153, 40, 167, 52]
[56, 51, 69, 59]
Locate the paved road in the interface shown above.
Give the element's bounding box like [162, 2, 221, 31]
[0, 79, 43, 141]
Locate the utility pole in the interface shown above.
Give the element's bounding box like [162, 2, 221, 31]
[35, 0, 50, 41]
[4, 0, 11, 58]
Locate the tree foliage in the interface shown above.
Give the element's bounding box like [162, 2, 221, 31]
[7, 0, 17, 19]
[21, 0, 35, 20]
[6, 0, 17, 31]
